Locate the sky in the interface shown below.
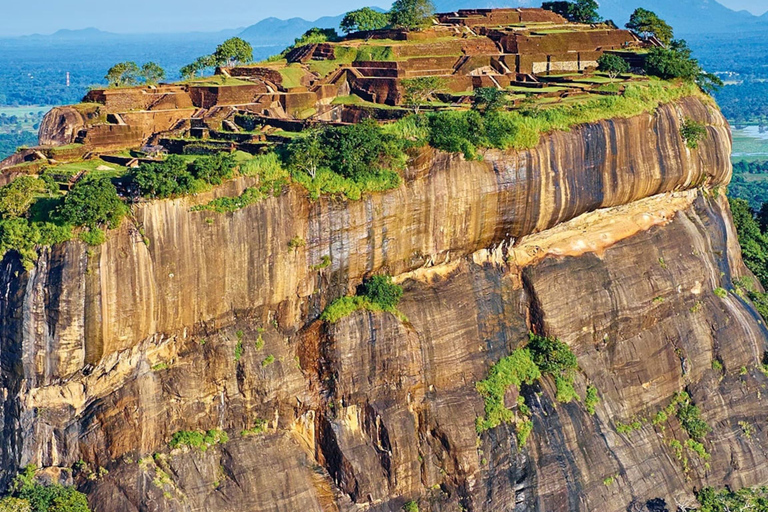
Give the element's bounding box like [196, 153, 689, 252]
[0, 0, 766, 37]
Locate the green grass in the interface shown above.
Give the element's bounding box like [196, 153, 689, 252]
[278, 65, 307, 89]
[320, 296, 405, 323]
[184, 75, 254, 86]
[354, 45, 396, 62]
[331, 95, 402, 110]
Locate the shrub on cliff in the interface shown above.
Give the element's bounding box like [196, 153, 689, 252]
[284, 120, 404, 199]
[644, 40, 723, 93]
[680, 118, 707, 149]
[360, 275, 403, 308]
[321, 274, 405, 323]
[475, 349, 541, 432]
[56, 178, 128, 229]
[2, 465, 91, 512]
[131, 155, 217, 198]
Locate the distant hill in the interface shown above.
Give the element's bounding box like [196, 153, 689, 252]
[239, 15, 345, 47]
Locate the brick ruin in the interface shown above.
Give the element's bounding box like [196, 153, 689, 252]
[1, 7, 652, 171]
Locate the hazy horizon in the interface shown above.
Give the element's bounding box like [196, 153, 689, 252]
[1, 0, 766, 37]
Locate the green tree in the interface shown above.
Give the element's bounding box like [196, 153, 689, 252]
[597, 53, 630, 81]
[286, 129, 325, 178]
[7, 465, 92, 512]
[131, 155, 196, 198]
[401, 76, 447, 113]
[189, 153, 236, 185]
[341, 7, 389, 33]
[389, 0, 435, 29]
[542, 0, 601, 24]
[320, 120, 403, 179]
[645, 39, 700, 81]
[0, 176, 46, 218]
[471, 87, 509, 113]
[141, 62, 165, 85]
[294, 28, 339, 47]
[105, 61, 141, 87]
[213, 37, 253, 67]
[56, 178, 128, 228]
[180, 55, 216, 80]
[626, 8, 673, 46]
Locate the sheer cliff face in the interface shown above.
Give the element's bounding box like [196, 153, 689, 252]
[2, 96, 764, 512]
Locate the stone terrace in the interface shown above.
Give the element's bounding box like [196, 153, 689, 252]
[1, 7, 653, 170]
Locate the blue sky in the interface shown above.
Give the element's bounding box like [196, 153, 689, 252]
[1, 0, 766, 36]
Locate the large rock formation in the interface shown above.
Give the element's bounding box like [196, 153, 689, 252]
[2, 95, 765, 512]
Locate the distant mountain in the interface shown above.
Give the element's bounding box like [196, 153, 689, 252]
[239, 15, 345, 47]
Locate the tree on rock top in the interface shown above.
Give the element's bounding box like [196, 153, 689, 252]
[213, 37, 253, 67]
[597, 54, 629, 81]
[341, 7, 389, 33]
[542, 0, 601, 24]
[389, 0, 435, 29]
[141, 62, 165, 85]
[105, 62, 140, 87]
[626, 8, 673, 46]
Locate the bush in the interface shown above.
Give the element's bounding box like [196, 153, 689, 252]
[57, 178, 128, 229]
[676, 401, 710, 440]
[169, 429, 229, 451]
[475, 348, 541, 432]
[585, 385, 599, 414]
[696, 486, 768, 512]
[0, 176, 47, 218]
[131, 155, 198, 198]
[360, 275, 403, 308]
[403, 501, 419, 512]
[680, 118, 707, 149]
[0, 497, 31, 512]
[526, 333, 578, 376]
[320, 275, 406, 324]
[283, 121, 404, 200]
[0, 217, 41, 268]
[5, 465, 91, 512]
[78, 228, 106, 246]
[189, 153, 236, 184]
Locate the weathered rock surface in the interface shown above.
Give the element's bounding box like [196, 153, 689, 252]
[3, 96, 765, 512]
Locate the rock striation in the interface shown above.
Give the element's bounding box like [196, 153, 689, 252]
[2, 95, 766, 512]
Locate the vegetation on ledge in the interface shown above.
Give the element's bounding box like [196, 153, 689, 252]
[169, 429, 229, 451]
[476, 333, 587, 440]
[321, 275, 405, 323]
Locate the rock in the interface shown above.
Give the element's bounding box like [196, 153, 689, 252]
[0, 96, 761, 512]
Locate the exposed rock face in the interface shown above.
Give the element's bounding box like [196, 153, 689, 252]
[3, 96, 764, 512]
[37, 106, 88, 146]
